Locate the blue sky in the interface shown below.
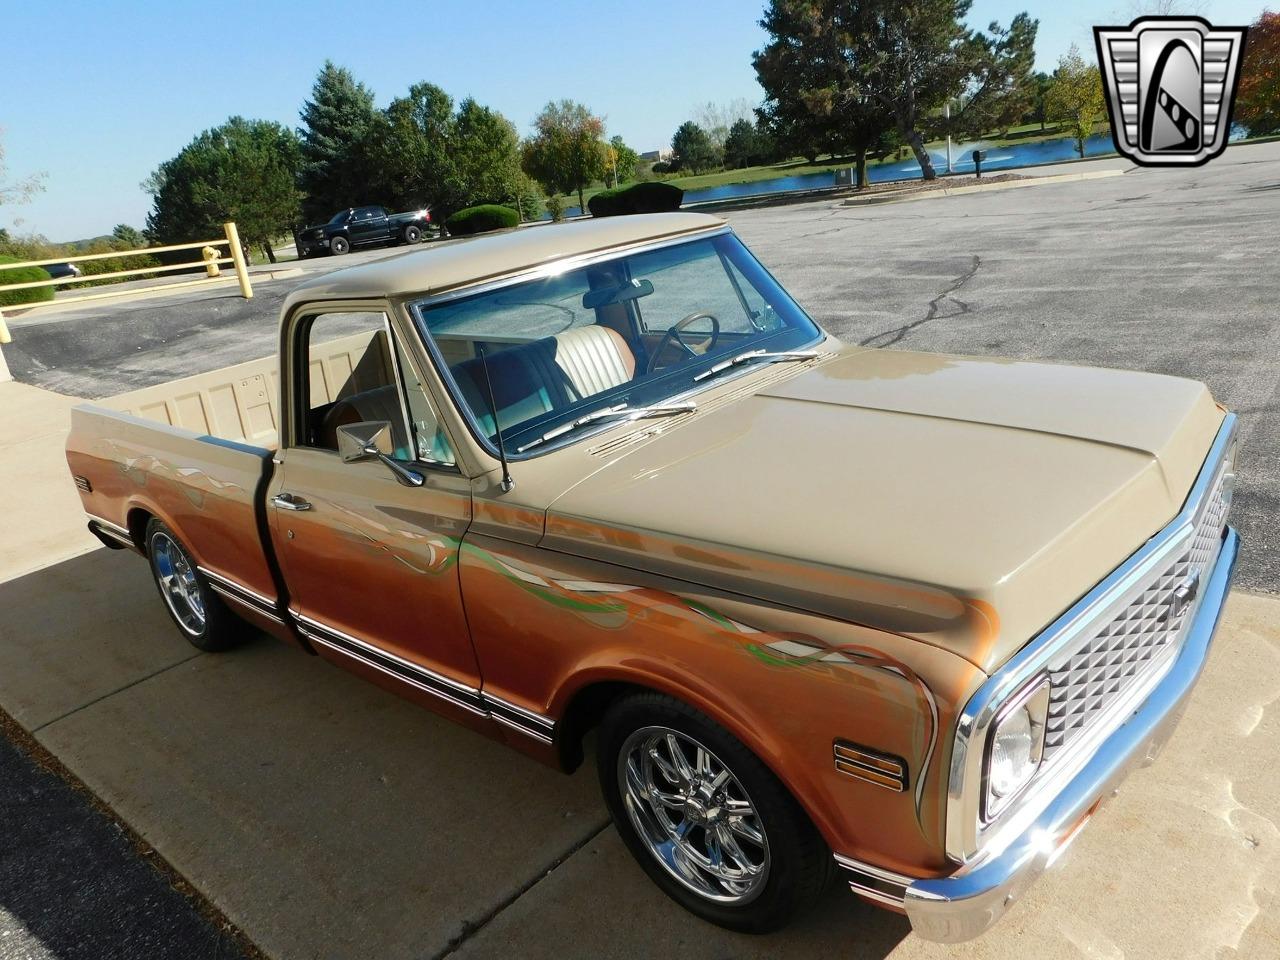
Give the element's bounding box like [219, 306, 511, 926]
[1, 0, 1264, 241]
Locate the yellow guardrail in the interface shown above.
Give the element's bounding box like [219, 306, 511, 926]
[0, 222, 253, 345]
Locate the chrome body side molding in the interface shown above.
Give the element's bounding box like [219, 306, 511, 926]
[292, 612, 555, 742]
[833, 853, 913, 908]
[197, 567, 284, 624]
[86, 515, 134, 549]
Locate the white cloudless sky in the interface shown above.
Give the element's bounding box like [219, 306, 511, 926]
[0, 0, 1263, 240]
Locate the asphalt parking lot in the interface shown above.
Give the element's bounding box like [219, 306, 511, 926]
[1, 143, 1279, 959]
[6, 144, 1279, 594]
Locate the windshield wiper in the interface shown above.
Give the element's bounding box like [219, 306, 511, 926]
[515, 401, 697, 453]
[692, 349, 820, 383]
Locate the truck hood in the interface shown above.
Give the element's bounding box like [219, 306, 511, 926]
[542, 349, 1224, 673]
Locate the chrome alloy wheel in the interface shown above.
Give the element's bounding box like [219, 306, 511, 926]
[151, 532, 205, 635]
[618, 726, 770, 904]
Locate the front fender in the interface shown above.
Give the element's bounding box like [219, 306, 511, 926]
[459, 534, 984, 876]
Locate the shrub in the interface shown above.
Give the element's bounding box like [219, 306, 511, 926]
[445, 204, 520, 236]
[650, 161, 671, 174]
[544, 195, 566, 223]
[0, 255, 54, 308]
[587, 181, 684, 218]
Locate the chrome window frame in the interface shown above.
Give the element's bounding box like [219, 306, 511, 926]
[945, 412, 1238, 864]
[404, 226, 825, 462]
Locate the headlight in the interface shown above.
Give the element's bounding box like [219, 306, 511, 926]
[984, 677, 1049, 819]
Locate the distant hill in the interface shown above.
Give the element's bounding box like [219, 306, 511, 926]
[58, 235, 115, 250]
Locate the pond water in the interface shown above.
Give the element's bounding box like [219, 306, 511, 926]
[548, 132, 1118, 218]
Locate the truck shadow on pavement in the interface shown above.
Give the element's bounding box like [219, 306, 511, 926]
[0, 548, 911, 960]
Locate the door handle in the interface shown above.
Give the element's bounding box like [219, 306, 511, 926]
[272, 493, 312, 511]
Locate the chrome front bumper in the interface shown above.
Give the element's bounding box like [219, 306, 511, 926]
[897, 526, 1239, 942]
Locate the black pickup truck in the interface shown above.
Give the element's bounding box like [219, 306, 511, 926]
[295, 205, 437, 257]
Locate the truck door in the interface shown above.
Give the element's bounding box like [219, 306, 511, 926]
[269, 306, 485, 720]
[353, 206, 388, 244]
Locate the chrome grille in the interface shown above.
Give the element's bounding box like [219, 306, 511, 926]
[1043, 462, 1230, 759]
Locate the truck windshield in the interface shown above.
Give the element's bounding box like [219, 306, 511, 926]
[328, 210, 351, 225]
[409, 232, 822, 457]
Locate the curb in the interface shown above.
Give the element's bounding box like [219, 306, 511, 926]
[840, 168, 1126, 207]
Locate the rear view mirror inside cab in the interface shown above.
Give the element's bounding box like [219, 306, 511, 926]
[582, 278, 654, 310]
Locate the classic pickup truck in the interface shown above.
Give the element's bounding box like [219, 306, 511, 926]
[66, 213, 1239, 940]
[295, 205, 436, 257]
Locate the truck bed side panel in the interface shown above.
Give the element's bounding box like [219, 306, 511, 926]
[66, 405, 280, 605]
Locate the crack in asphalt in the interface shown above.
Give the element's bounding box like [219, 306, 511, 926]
[858, 254, 983, 348]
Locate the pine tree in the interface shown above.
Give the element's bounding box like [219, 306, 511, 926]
[298, 62, 379, 221]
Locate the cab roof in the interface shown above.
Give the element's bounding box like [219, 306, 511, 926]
[283, 212, 726, 309]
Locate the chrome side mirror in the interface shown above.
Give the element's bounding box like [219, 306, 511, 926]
[336, 421, 423, 487]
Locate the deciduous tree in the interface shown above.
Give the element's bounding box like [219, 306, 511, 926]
[521, 100, 607, 215]
[754, 1, 1036, 181]
[145, 117, 302, 262]
[609, 135, 640, 183]
[1238, 10, 1280, 137]
[297, 62, 379, 221]
[1045, 46, 1106, 157]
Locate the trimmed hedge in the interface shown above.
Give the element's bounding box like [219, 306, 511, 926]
[588, 181, 684, 217]
[0, 255, 54, 308]
[445, 205, 520, 236]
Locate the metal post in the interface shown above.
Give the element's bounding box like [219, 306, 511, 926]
[223, 222, 253, 300]
[945, 102, 953, 174]
[0, 310, 11, 383]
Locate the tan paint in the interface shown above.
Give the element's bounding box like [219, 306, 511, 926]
[64, 214, 1228, 882]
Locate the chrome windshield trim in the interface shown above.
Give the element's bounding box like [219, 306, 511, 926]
[412, 225, 733, 310]
[945, 412, 1238, 864]
[406, 227, 824, 464]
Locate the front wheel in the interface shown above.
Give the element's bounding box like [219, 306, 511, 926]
[145, 520, 241, 652]
[597, 693, 831, 933]
[329, 236, 350, 255]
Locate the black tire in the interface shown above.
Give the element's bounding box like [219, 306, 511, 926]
[402, 224, 422, 244]
[330, 236, 350, 255]
[597, 693, 832, 933]
[144, 519, 241, 652]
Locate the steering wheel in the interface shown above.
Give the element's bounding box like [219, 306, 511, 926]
[646, 312, 721, 374]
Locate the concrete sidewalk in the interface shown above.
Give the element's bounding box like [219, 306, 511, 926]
[2, 377, 1278, 959]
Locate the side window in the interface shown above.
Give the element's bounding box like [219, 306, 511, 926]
[298, 311, 454, 466]
[629, 242, 757, 334]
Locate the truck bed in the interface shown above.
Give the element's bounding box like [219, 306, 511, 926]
[64, 329, 387, 634]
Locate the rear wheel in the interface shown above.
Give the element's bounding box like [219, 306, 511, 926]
[330, 236, 350, 255]
[145, 520, 240, 652]
[402, 224, 422, 244]
[597, 693, 831, 932]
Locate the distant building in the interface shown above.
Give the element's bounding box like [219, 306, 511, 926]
[640, 149, 673, 163]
